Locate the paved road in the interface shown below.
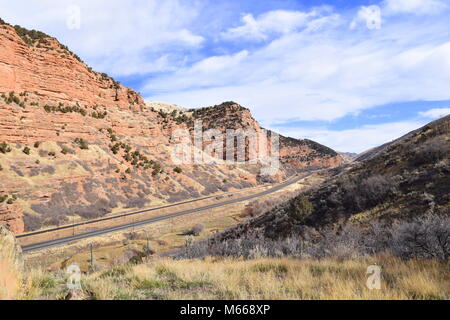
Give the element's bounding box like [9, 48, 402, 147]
[21, 174, 306, 253]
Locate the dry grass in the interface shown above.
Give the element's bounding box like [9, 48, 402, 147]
[22, 255, 450, 300]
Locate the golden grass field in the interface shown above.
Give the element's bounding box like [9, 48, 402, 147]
[15, 173, 449, 301]
[19, 255, 450, 300]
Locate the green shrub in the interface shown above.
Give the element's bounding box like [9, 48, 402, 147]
[74, 138, 89, 150]
[33, 141, 40, 148]
[0, 142, 12, 154]
[22, 146, 31, 155]
[111, 143, 120, 154]
[5, 92, 20, 105]
[289, 195, 313, 222]
[173, 166, 182, 173]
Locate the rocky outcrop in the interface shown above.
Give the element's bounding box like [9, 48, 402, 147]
[189, 102, 343, 172]
[0, 23, 142, 110]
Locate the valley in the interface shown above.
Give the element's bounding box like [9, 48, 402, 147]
[0, 14, 449, 302]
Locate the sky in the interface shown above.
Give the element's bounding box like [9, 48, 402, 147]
[1, 0, 450, 153]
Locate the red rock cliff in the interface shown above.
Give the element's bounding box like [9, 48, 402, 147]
[0, 24, 142, 110]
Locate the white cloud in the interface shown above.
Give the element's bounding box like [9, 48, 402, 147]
[269, 120, 426, 153]
[419, 108, 450, 119]
[146, 12, 450, 125]
[221, 7, 335, 41]
[383, 0, 448, 15]
[350, 5, 382, 30]
[0, 0, 203, 76]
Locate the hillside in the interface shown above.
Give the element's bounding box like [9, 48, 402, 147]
[215, 115, 449, 240]
[0, 20, 342, 234]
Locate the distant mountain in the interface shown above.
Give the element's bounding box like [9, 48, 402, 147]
[339, 152, 358, 163]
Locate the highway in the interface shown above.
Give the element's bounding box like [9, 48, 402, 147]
[21, 174, 305, 253]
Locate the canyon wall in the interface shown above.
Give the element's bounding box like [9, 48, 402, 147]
[0, 21, 342, 233]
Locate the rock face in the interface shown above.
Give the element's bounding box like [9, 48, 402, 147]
[190, 102, 342, 174]
[0, 224, 24, 299]
[0, 20, 343, 233]
[0, 24, 142, 110]
[0, 204, 24, 234]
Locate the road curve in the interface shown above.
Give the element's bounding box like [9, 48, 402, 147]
[21, 174, 306, 253]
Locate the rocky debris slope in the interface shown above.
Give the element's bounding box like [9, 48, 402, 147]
[0, 19, 342, 233]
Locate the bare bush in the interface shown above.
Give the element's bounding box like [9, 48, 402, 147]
[176, 214, 450, 262]
[182, 224, 205, 236]
[390, 215, 450, 261]
[125, 197, 148, 209]
[340, 175, 395, 212]
[23, 212, 42, 232]
[41, 165, 55, 174]
[414, 137, 448, 165]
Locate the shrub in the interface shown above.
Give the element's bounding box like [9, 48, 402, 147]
[414, 137, 448, 165]
[175, 215, 448, 261]
[111, 143, 120, 154]
[74, 138, 88, 150]
[359, 175, 395, 207]
[125, 198, 148, 209]
[390, 215, 450, 261]
[0, 142, 12, 154]
[33, 141, 40, 148]
[22, 146, 31, 155]
[289, 195, 313, 222]
[192, 224, 204, 236]
[183, 224, 204, 236]
[340, 175, 395, 212]
[0, 195, 8, 203]
[23, 212, 42, 232]
[173, 166, 182, 173]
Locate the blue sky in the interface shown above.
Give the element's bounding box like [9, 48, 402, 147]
[1, 0, 450, 152]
